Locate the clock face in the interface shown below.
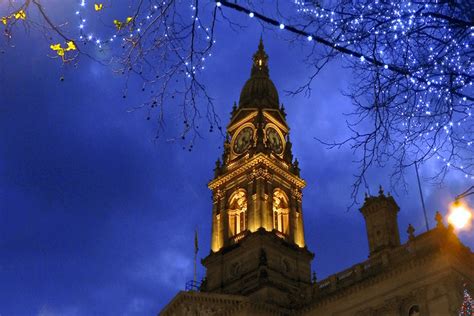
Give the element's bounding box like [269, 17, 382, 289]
[266, 127, 283, 154]
[233, 127, 253, 154]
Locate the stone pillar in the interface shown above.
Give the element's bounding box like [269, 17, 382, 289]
[264, 180, 274, 231]
[246, 178, 257, 232]
[260, 174, 270, 230]
[293, 188, 305, 247]
[211, 189, 225, 251]
[222, 192, 229, 247]
[297, 201, 306, 247]
[211, 196, 219, 252]
[256, 176, 265, 229]
[289, 190, 297, 243]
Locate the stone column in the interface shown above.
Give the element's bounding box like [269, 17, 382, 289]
[264, 179, 274, 231]
[211, 194, 219, 252]
[221, 192, 229, 247]
[294, 189, 305, 247]
[211, 189, 225, 251]
[246, 178, 256, 232]
[256, 176, 265, 230]
[289, 189, 297, 244]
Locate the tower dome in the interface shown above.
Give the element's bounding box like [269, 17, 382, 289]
[238, 38, 280, 109]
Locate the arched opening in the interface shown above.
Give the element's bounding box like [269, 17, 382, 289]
[228, 189, 247, 237]
[273, 189, 289, 235]
[408, 305, 420, 316]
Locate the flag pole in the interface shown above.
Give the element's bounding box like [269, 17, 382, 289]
[193, 228, 198, 289]
[415, 161, 430, 231]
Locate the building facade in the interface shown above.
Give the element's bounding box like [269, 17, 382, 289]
[160, 40, 474, 316]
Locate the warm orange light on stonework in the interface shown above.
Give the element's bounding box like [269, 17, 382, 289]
[447, 201, 473, 230]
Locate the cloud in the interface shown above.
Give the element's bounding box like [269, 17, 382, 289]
[130, 248, 192, 291]
[37, 304, 80, 316]
[124, 297, 154, 316]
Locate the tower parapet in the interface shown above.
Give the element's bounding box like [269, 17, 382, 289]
[360, 186, 401, 257]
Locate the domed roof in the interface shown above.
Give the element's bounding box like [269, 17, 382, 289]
[238, 39, 280, 109]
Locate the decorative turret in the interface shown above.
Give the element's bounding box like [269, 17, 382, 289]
[251, 37, 269, 76]
[360, 186, 401, 257]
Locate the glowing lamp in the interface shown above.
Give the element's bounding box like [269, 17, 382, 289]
[447, 201, 472, 230]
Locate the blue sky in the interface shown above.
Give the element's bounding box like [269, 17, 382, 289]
[1, 2, 473, 315]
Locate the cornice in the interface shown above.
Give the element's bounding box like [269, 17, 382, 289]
[203, 228, 314, 261]
[208, 153, 306, 190]
[161, 290, 291, 316]
[160, 291, 244, 315]
[301, 247, 453, 313]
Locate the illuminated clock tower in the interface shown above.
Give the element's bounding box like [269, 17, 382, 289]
[202, 39, 314, 305]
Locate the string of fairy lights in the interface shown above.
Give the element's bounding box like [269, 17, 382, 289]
[5, 0, 471, 176]
[67, 0, 219, 142]
[57, 0, 206, 74]
[73, 1, 163, 49]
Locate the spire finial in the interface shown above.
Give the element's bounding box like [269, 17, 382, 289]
[252, 37, 269, 77]
[231, 101, 237, 116]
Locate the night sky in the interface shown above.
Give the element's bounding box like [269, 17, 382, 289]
[1, 2, 473, 316]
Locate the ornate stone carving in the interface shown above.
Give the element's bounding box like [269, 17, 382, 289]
[212, 188, 224, 203]
[247, 167, 272, 181]
[208, 153, 306, 190]
[292, 188, 303, 202]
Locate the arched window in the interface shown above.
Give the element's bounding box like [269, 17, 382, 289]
[228, 189, 247, 237]
[273, 189, 289, 235]
[408, 305, 420, 316]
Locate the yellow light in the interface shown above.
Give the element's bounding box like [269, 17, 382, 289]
[447, 202, 473, 230]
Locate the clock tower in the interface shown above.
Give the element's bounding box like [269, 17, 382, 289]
[202, 39, 314, 306]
